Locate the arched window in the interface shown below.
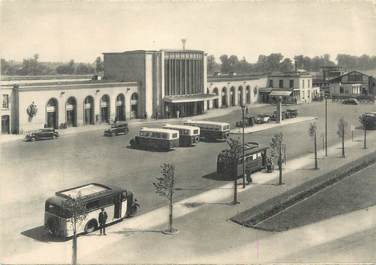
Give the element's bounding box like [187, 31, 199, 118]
[46, 98, 58, 129]
[84, 96, 95, 125]
[130, 93, 138, 119]
[116, 94, 126, 121]
[65, 97, 77, 127]
[100, 95, 110, 123]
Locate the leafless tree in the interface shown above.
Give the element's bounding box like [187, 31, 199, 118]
[359, 114, 368, 149]
[153, 163, 177, 234]
[309, 122, 319, 169]
[270, 132, 285, 185]
[62, 192, 88, 265]
[225, 137, 242, 204]
[337, 117, 348, 158]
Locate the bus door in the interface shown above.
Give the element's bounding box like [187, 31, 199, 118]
[114, 193, 122, 219]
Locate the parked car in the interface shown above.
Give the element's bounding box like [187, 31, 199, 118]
[255, 114, 271, 124]
[286, 109, 298, 118]
[25, 128, 59, 141]
[236, 115, 256, 127]
[104, 122, 129, 136]
[270, 111, 287, 121]
[342, 98, 359, 105]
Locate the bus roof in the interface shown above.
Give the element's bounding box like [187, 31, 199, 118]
[55, 183, 122, 200]
[140, 127, 180, 134]
[163, 124, 200, 131]
[184, 120, 230, 126]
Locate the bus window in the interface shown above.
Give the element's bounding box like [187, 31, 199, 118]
[172, 133, 178, 139]
[86, 200, 99, 211]
[193, 129, 199, 134]
[100, 196, 114, 207]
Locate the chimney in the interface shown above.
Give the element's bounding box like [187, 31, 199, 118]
[181, 38, 186, 50]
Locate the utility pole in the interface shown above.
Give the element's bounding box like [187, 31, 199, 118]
[279, 140, 283, 185]
[242, 105, 246, 188]
[325, 96, 328, 156]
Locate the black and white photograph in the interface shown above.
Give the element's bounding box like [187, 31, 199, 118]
[1, 0, 376, 263]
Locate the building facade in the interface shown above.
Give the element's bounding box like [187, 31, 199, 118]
[1, 80, 139, 134]
[328, 71, 376, 98]
[207, 74, 266, 109]
[260, 71, 319, 103]
[104, 49, 215, 119]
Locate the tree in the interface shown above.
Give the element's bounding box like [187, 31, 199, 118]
[153, 163, 177, 234]
[207, 55, 220, 75]
[308, 122, 319, 169]
[359, 114, 368, 149]
[95, 56, 104, 73]
[225, 138, 242, 204]
[219, 54, 231, 73]
[337, 117, 348, 158]
[279, 58, 294, 72]
[62, 192, 88, 265]
[270, 132, 285, 185]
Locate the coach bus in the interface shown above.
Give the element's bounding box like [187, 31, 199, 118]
[44, 183, 139, 238]
[217, 142, 268, 180]
[183, 120, 230, 142]
[162, 124, 200, 146]
[130, 127, 180, 151]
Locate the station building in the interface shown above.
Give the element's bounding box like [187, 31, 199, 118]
[328, 71, 376, 98]
[0, 48, 267, 135]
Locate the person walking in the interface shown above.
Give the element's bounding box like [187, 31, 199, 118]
[98, 208, 108, 236]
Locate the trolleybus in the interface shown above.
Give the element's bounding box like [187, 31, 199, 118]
[44, 183, 139, 238]
[184, 120, 230, 141]
[217, 142, 268, 180]
[360, 112, 376, 130]
[130, 127, 180, 151]
[162, 124, 200, 146]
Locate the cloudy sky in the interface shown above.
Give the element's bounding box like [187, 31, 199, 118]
[1, 0, 376, 63]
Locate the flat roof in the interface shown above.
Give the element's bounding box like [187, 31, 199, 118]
[55, 183, 120, 200]
[163, 124, 200, 131]
[184, 120, 230, 126]
[140, 127, 180, 134]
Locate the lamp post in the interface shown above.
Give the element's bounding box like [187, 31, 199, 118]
[241, 105, 246, 188]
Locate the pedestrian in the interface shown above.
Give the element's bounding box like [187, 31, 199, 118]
[98, 208, 108, 235]
[245, 169, 252, 185]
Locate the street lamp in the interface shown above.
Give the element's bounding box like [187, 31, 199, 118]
[325, 95, 328, 156]
[241, 104, 246, 188]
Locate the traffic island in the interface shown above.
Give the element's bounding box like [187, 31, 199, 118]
[231, 150, 376, 231]
[230, 116, 317, 134]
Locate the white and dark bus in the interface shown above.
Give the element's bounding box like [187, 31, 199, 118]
[130, 127, 180, 151]
[162, 124, 200, 146]
[44, 183, 139, 238]
[184, 120, 230, 142]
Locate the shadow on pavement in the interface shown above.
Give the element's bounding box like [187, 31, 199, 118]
[21, 226, 69, 242]
[202, 172, 229, 181]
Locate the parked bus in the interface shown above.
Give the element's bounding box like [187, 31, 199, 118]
[44, 183, 139, 238]
[183, 120, 230, 141]
[129, 127, 180, 151]
[360, 112, 376, 130]
[162, 124, 200, 146]
[217, 142, 268, 180]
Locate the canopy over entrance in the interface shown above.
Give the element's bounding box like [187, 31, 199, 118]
[164, 93, 217, 103]
[269, 90, 293, 97]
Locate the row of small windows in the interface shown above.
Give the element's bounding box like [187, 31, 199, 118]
[165, 53, 203, 60]
[269, 79, 311, 89]
[2, 95, 9, 109]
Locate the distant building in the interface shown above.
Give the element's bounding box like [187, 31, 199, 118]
[260, 70, 319, 104]
[328, 70, 376, 99]
[313, 66, 346, 95]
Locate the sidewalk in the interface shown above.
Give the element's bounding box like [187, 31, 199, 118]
[0, 104, 269, 144]
[4, 131, 376, 263]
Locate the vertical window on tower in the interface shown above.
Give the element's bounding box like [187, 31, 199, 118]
[279, 80, 284, 88]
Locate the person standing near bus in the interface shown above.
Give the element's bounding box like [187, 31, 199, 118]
[98, 208, 108, 235]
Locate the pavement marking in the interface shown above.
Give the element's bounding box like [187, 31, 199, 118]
[1, 137, 371, 263]
[230, 116, 317, 134]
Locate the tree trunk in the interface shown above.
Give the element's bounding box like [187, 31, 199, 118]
[72, 221, 77, 265]
[314, 132, 318, 169]
[169, 192, 173, 232]
[278, 143, 282, 185]
[342, 131, 345, 158]
[364, 127, 367, 149]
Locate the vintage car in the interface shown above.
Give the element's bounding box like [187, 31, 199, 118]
[236, 115, 256, 127]
[286, 109, 298, 118]
[104, 122, 129, 136]
[342, 98, 359, 105]
[25, 128, 59, 141]
[270, 111, 287, 121]
[255, 114, 271, 124]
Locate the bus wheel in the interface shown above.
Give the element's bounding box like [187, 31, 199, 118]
[84, 219, 98, 233]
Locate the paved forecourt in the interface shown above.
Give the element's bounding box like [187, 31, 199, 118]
[4, 130, 376, 264]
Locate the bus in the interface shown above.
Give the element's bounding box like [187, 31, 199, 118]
[44, 183, 139, 238]
[217, 142, 268, 180]
[162, 124, 200, 146]
[360, 112, 376, 130]
[129, 127, 180, 151]
[183, 120, 230, 141]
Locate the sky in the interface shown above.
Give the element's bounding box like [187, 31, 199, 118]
[1, 0, 376, 63]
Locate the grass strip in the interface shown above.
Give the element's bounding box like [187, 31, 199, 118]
[231, 150, 376, 228]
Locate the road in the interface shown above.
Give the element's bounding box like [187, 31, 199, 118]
[0, 101, 375, 259]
